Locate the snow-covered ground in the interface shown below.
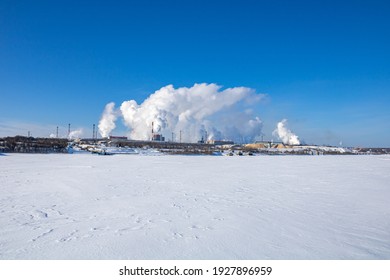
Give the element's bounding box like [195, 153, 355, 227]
[1, 153, 389, 259]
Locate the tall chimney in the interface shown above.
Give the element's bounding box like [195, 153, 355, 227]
[151, 122, 154, 140]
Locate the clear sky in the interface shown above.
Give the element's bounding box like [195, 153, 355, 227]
[1, 0, 389, 147]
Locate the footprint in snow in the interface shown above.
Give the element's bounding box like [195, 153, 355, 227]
[31, 229, 54, 242]
[57, 230, 79, 243]
[29, 210, 48, 220]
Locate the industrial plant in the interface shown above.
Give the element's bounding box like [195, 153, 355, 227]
[1, 133, 388, 156]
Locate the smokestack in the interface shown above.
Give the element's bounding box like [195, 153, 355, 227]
[68, 124, 71, 139]
[56, 126, 59, 138]
[151, 122, 154, 140]
[93, 124, 95, 139]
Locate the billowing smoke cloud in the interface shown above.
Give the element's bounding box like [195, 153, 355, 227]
[68, 129, 83, 140]
[100, 83, 266, 143]
[120, 83, 264, 143]
[273, 119, 300, 145]
[98, 102, 118, 138]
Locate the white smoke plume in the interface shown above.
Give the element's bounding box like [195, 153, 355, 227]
[101, 83, 266, 143]
[68, 129, 83, 140]
[98, 102, 118, 138]
[273, 119, 300, 145]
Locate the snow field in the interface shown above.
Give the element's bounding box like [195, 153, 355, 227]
[0, 154, 389, 259]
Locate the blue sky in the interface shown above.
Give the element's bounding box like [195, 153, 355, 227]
[1, 0, 389, 147]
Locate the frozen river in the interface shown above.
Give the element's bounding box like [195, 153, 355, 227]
[1, 153, 389, 259]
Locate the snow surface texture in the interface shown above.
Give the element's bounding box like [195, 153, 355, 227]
[1, 154, 389, 259]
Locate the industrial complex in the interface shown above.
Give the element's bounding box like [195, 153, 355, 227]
[1, 134, 389, 155]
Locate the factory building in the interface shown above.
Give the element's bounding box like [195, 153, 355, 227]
[152, 134, 165, 141]
[150, 121, 165, 141]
